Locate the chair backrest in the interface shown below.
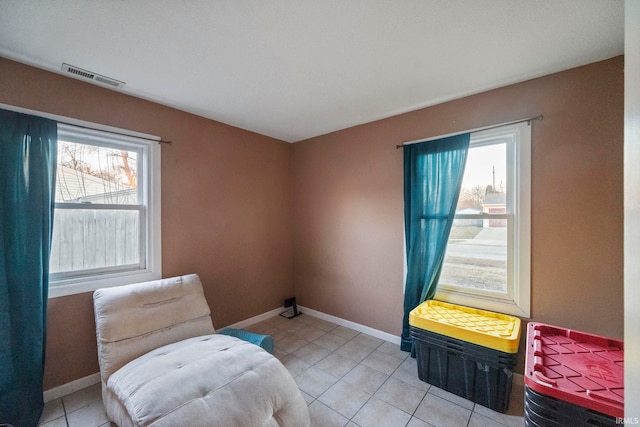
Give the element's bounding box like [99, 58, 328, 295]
[93, 274, 215, 384]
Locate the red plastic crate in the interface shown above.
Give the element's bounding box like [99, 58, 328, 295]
[524, 322, 623, 419]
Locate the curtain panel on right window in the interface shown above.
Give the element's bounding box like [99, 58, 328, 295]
[436, 121, 531, 318]
[401, 133, 470, 352]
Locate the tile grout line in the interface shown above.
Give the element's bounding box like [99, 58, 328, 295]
[282, 321, 445, 426]
[300, 330, 422, 426]
[288, 327, 386, 424]
[277, 313, 524, 426]
[43, 314, 522, 427]
[347, 343, 417, 427]
[61, 397, 69, 427]
[340, 339, 387, 425]
[298, 323, 501, 427]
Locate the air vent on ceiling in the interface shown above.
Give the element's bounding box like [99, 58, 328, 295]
[62, 63, 125, 88]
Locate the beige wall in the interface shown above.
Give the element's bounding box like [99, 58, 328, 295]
[0, 55, 624, 388]
[292, 57, 624, 364]
[0, 58, 294, 389]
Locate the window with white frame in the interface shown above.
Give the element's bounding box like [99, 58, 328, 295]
[49, 124, 161, 297]
[436, 122, 531, 317]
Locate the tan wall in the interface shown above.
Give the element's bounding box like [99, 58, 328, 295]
[292, 56, 624, 365]
[0, 55, 624, 388]
[0, 58, 294, 389]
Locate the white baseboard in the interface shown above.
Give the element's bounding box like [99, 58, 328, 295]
[222, 306, 283, 330]
[44, 305, 523, 402]
[221, 304, 402, 345]
[44, 372, 101, 403]
[298, 305, 401, 345]
[296, 306, 528, 384]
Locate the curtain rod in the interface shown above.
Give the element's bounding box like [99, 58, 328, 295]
[395, 115, 543, 149]
[60, 121, 172, 145]
[0, 102, 172, 145]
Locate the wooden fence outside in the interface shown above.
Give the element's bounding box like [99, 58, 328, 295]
[50, 209, 140, 273]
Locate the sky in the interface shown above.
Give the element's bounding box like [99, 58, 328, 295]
[462, 143, 506, 192]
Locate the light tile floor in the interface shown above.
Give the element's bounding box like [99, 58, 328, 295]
[39, 313, 525, 427]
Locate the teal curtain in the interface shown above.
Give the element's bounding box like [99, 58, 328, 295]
[401, 134, 470, 352]
[0, 109, 57, 426]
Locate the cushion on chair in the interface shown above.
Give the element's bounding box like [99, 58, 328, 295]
[218, 327, 274, 354]
[105, 334, 309, 427]
[94, 274, 310, 427]
[94, 274, 216, 384]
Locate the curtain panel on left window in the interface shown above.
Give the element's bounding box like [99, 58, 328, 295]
[0, 109, 57, 427]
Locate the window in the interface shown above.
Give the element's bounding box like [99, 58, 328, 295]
[49, 124, 161, 297]
[436, 122, 531, 317]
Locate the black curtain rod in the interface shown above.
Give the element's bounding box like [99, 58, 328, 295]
[395, 115, 543, 149]
[61, 121, 173, 145]
[0, 103, 172, 144]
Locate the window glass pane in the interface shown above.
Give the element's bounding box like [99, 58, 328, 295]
[441, 142, 508, 294]
[441, 219, 507, 293]
[55, 140, 138, 204]
[456, 143, 506, 212]
[50, 209, 140, 273]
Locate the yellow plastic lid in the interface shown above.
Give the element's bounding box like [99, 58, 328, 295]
[409, 300, 521, 353]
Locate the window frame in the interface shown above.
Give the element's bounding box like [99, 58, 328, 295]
[48, 124, 162, 298]
[435, 122, 531, 318]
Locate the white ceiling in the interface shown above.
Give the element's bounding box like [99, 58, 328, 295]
[0, 1, 624, 142]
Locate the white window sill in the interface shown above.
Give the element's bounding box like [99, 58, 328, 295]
[49, 269, 161, 298]
[435, 288, 530, 318]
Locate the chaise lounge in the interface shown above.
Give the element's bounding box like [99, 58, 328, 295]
[93, 274, 310, 427]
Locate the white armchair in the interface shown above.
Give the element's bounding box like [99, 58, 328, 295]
[93, 274, 310, 427]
